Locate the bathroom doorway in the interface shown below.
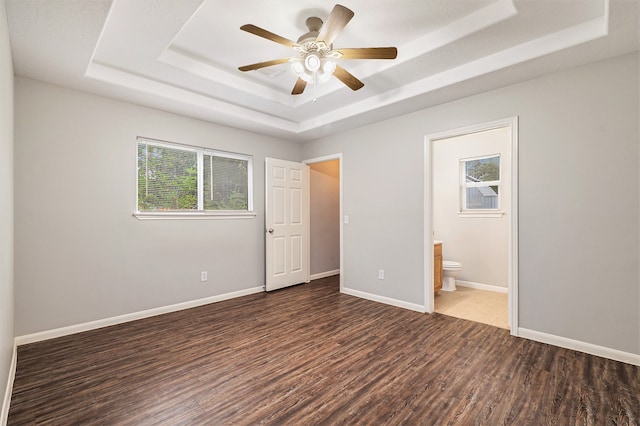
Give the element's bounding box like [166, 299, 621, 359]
[424, 118, 518, 335]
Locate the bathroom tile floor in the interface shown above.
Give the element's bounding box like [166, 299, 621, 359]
[435, 286, 509, 329]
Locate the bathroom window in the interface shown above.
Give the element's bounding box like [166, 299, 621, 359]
[135, 137, 254, 219]
[460, 155, 501, 213]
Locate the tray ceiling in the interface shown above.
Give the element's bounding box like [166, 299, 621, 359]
[6, 0, 639, 142]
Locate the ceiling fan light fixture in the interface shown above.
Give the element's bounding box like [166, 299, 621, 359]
[322, 59, 336, 75]
[304, 54, 321, 72]
[318, 72, 332, 83]
[291, 61, 305, 75]
[299, 72, 314, 83]
[318, 59, 336, 82]
[291, 59, 313, 82]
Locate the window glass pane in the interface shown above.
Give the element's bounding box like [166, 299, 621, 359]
[466, 186, 499, 209]
[138, 143, 198, 211]
[465, 156, 500, 182]
[203, 155, 249, 210]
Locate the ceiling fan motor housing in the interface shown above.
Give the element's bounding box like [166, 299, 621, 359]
[297, 16, 323, 44]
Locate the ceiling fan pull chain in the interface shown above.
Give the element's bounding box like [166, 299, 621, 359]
[312, 75, 318, 102]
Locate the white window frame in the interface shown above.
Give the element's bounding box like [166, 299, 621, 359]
[459, 154, 504, 218]
[134, 137, 255, 220]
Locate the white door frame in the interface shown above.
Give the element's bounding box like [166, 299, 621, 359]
[424, 117, 519, 336]
[303, 154, 344, 292]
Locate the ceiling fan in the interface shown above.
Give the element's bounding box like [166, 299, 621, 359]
[238, 4, 398, 95]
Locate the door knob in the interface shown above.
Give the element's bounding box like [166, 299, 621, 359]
[267, 228, 274, 234]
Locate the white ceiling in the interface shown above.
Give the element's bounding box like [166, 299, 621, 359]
[5, 0, 639, 142]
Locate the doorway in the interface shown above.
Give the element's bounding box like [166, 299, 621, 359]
[304, 154, 344, 291]
[424, 118, 518, 335]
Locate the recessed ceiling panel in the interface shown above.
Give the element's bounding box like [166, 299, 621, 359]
[6, 0, 636, 142]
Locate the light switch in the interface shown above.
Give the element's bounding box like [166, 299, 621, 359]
[344, 215, 349, 224]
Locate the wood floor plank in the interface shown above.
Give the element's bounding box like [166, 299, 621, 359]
[8, 276, 640, 425]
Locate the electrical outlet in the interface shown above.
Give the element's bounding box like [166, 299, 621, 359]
[201, 271, 208, 282]
[378, 269, 384, 280]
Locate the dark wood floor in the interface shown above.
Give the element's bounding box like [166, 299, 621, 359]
[8, 276, 640, 425]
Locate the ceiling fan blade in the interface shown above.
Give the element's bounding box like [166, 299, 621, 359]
[240, 24, 298, 48]
[333, 65, 364, 91]
[238, 58, 290, 72]
[292, 78, 307, 95]
[336, 47, 398, 60]
[316, 4, 354, 45]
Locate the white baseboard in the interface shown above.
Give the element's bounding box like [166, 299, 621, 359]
[1, 342, 17, 425]
[310, 269, 340, 280]
[456, 280, 508, 294]
[15, 286, 264, 346]
[518, 327, 640, 366]
[342, 287, 424, 313]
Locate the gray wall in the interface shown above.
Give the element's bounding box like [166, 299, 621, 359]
[310, 160, 340, 275]
[0, 0, 14, 418]
[9, 48, 640, 357]
[433, 127, 509, 288]
[14, 77, 302, 336]
[302, 52, 640, 355]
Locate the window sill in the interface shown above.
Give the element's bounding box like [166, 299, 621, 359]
[133, 211, 257, 220]
[458, 210, 505, 218]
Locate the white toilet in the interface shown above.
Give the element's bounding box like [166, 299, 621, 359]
[442, 260, 462, 291]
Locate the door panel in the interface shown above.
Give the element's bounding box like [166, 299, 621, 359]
[265, 158, 309, 291]
[273, 187, 285, 224]
[273, 237, 286, 275]
[290, 235, 302, 272]
[290, 188, 302, 224]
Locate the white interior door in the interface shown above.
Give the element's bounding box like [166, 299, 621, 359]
[265, 158, 310, 291]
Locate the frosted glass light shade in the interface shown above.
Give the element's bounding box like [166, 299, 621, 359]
[304, 54, 321, 72]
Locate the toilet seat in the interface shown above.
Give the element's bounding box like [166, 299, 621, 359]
[443, 260, 462, 270]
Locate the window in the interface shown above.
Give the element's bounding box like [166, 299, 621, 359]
[136, 138, 253, 218]
[460, 155, 500, 212]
